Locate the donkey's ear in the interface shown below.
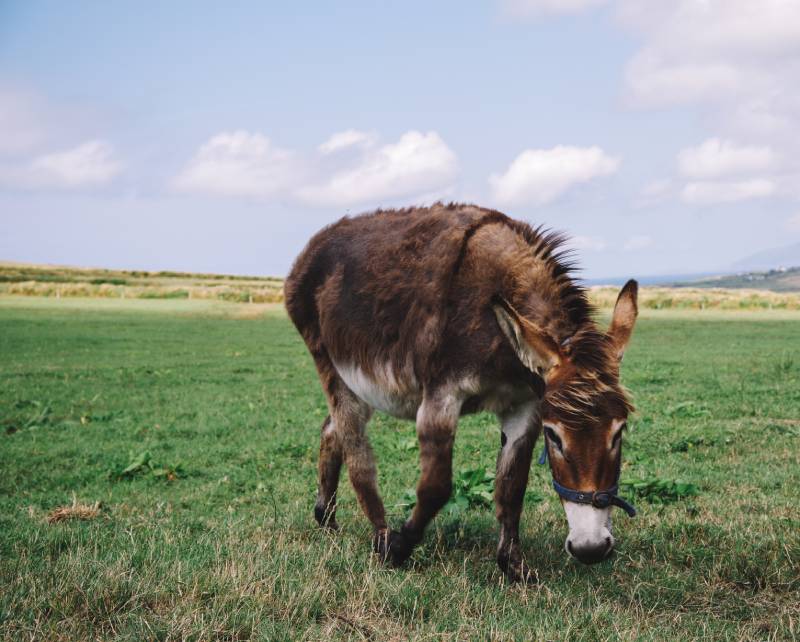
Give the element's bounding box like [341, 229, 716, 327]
[607, 279, 638, 361]
[492, 296, 561, 378]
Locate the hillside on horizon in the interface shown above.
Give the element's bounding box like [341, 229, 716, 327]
[673, 266, 800, 293]
[730, 241, 800, 273]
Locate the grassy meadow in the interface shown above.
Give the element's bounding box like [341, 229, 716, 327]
[0, 263, 284, 304]
[1, 295, 799, 640]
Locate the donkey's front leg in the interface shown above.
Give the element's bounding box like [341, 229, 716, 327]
[386, 390, 462, 566]
[495, 400, 539, 582]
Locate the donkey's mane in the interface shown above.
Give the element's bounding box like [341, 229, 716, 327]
[546, 326, 634, 428]
[437, 203, 634, 427]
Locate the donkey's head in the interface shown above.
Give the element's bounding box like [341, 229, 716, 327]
[493, 280, 639, 564]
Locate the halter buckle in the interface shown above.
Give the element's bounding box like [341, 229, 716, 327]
[591, 491, 612, 509]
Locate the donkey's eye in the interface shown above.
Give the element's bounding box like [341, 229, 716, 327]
[544, 426, 563, 452]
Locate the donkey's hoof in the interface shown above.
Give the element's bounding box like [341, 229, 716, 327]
[497, 551, 537, 584]
[314, 505, 338, 531]
[373, 529, 414, 567]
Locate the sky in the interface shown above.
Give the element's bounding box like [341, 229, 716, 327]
[1, 0, 799, 279]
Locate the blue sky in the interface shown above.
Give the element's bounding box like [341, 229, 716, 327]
[1, 1, 799, 278]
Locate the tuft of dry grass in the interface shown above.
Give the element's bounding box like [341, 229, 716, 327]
[589, 285, 800, 310]
[46, 497, 102, 524]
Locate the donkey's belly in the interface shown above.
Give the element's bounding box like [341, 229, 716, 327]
[333, 360, 421, 420]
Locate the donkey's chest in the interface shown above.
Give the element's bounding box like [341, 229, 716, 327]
[333, 361, 422, 419]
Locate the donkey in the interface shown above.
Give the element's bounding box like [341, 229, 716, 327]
[284, 203, 639, 581]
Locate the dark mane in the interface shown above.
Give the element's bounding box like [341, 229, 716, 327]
[440, 202, 594, 328]
[443, 205, 635, 428]
[545, 325, 634, 429]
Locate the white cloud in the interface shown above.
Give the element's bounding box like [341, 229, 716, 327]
[617, 3, 800, 206]
[0, 140, 122, 189]
[625, 55, 742, 107]
[568, 235, 607, 252]
[173, 131, 296, 198]
[677, 138, 775, 179]
[299, 130, 458, 207]
[502, 0, 607, 17]
[173, 129, 458, 207]
[624, 235, 653, 251]
[489, 145, 619, 206]
[620, 0, 800, 140]
[786, 212, 800, 232]
[681, 178, 775, 205]
[318, 129, 376, 154]
[29, 141, 122, 187]
[619, 0, 800, 59]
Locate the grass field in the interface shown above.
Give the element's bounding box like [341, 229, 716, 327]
[0, 263, 284, 303]
[1, 296, 799, 641]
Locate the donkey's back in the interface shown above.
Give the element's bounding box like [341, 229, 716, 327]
[284, 204, 487, 371]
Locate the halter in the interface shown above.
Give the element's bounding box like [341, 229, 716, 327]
[537, 442, 637, 517]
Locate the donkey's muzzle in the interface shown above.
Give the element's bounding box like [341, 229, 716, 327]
[566, 534, 614, 565]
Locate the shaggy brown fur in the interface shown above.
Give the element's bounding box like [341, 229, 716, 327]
[285, 202, 637, 580]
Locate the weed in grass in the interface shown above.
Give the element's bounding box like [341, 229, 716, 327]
[397, 435, 419, 451]
[398, 466, 495, 516]
[2, 399, 53, 434]
[621, 477, 700, 504]
[665, 401, 711, 418]
[399, 467, 549, 518]
[671, 435, 717, 452]
[109, 450, 186, 481]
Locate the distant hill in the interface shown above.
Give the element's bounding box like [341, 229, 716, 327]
[583, 272, 717, 287]
[673, 266, 800, 292]
[731, 241, 800, 272]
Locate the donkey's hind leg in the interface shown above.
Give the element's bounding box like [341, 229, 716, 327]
[333, 385, 393, 551]
[312, 350, 389, 545]
[314, 414, 343, 529]
[311, 350, 346, 530]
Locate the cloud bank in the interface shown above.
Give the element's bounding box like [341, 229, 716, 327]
[300, 131, 458, 207]
[490, 145, 620, 206]
[173, 129, 458, 208]
[1, 140, 122, 190]
[677, 138, 775, 179]
[681, 179, 775, 205]
[620, 0, 800, 140]
[172, 131, 296, 199]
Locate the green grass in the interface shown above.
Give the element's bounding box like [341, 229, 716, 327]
[1, 297, 799, 641]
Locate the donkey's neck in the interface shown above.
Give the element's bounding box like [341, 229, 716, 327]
[463, 216, 595, 343]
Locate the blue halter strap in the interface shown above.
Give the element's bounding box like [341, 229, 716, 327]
[537, 443, 637, 517]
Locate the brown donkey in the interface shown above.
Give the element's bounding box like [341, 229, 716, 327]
[284, 203, 639, 581]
